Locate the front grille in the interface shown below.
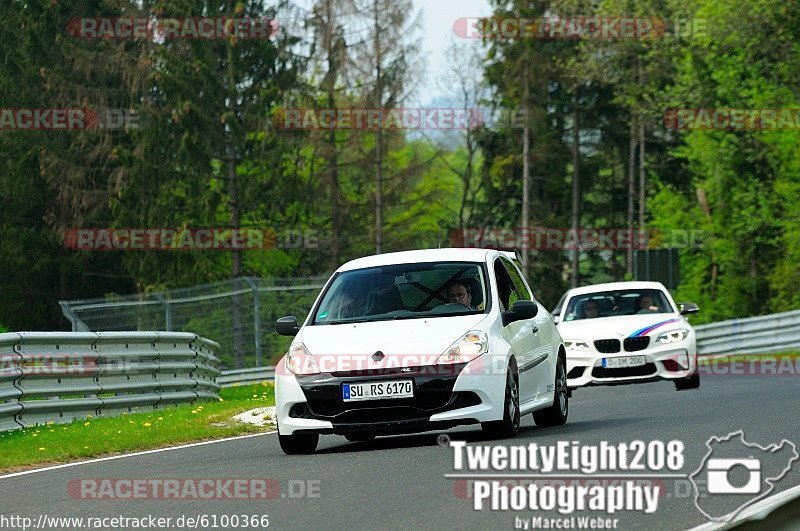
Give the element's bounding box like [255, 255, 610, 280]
[330, 365, 461, 378]
[313, 392, 481, 423]
[624, 337, 651, 352]
[594, 339, 621, 353]
[295, 363, 469, 421]
[592, 363, 657, 378]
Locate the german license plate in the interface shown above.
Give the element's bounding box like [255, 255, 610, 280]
[602, 355, 646, 368]
[342, 380, 413, 402]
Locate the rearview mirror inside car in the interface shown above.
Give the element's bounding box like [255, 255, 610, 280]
[276, 316, 301, 336]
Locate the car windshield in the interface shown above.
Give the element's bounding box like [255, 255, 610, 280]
[563, 289, 674, 322]
[312, 262, 487, 325]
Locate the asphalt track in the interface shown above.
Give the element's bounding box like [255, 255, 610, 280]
[2, 372, 799, 530]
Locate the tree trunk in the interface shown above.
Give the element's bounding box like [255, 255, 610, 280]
[373, 0, 383, 255]
[521, 64, 530, 271]
[323, 0, 340, 267]
[638, 120, 646, 228]
[226, 27, 244, 369]
[376, 126, 383, 254]
[696, 188, 718, 292]
[637, 63, 646, 229]
[226, 143, 241, 277]
[627, 120, 636, 276]
[570, 107, 580, 288]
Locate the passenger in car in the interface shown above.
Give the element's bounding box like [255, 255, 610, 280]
[636, 294, 659, 313]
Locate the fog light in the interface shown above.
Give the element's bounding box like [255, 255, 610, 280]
[289, 403, 309, 418]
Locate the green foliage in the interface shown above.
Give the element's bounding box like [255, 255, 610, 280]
[1, 0, 798, 333]
[0, 383, 275, 472]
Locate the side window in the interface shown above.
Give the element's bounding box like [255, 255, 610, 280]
[502, 258, 532, 301]
[493, 259, 515, 311]
[552, 292, 567, 316]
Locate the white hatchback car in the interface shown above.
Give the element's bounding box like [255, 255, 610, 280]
[274, 248, 568, 454]
[553, 281, 700, 392]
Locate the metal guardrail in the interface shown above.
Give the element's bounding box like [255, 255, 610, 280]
[0, 331, 221, 432]
[217, 310, 800, 387]
[59, 276, 328, 370]
[217, 366, 276, 387]
[694, 309, 800, 356]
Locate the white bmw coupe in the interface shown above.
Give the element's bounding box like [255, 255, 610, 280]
[553, 281, 700, 392]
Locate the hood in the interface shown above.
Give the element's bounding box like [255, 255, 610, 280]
[557, 313, 686, 340]
[298, 313, 488, 369]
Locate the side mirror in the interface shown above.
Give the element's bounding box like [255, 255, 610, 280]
[502, 300, 539, 326]
[678, 302, 699, 315]
[552, 314, 561, 324]
[276, 316, 301, 336]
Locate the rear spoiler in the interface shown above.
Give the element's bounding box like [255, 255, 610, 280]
[499, 250, 523, 264]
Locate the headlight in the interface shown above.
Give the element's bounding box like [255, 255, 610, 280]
[284, 343, 320, 375]
[435, 330, 488, 364]
[564, 340, 589, 350]
[656, 329, 689, 344]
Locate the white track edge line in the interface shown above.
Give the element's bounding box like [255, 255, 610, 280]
[0, 430, 277, 480]
[687, 482, 800, 531]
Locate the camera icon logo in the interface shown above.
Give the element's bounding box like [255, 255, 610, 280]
[706, 458, 761, 494]
[690, 430, 798, 522]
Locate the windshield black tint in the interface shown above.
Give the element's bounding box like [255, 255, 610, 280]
[564, 289, 674, 321]
[313, 262, 487, 324]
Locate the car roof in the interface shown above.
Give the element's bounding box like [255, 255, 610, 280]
[337, 248, 498, 272]
[565, 281, 668, 297]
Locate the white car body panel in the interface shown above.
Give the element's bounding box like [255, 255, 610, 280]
[275, 248, 564, 436]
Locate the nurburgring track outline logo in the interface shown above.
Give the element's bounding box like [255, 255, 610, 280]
[689, 430, 799, 522]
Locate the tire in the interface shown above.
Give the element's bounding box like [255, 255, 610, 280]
[675, 372, 700, 390]
[533, 354, 569, 427]
[278, 432, 319, 455]
[344, 432, 376, 442]
[481, 368, 520, 438]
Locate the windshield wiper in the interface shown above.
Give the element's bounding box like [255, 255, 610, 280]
[394, 310, 481, 320]
[322, 318, 372, 325]
[392, 314, 421, 320]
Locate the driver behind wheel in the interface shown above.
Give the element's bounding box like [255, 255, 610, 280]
[447, 281, 474, 309]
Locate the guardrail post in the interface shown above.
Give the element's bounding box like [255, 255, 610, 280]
[155, 294, 173, 331]
[245, 277, 263, 367]
[58, 302, 89, 332]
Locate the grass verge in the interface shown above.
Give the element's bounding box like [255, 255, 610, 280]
[0, 382, 275, 473]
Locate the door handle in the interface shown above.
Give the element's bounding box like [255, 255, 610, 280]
[531, 326, 539, 334]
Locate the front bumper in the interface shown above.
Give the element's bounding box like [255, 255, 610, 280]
[275, 358, 505, 436]
[566, 343, 696, 388]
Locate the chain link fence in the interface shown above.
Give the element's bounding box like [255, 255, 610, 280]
[59, 276, 328, 370]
